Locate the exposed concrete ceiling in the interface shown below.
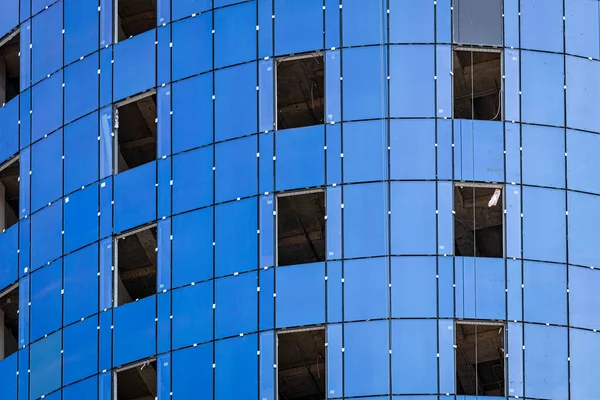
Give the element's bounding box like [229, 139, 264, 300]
[116, 360, 157, 400]
[277, 54, 325, 130]
[453, 50, 501, 121]
[117, 226, 157, 303]
[0, 157, 20, 228]
[0, 30, 20, 104]
[117, 94, 157, 172]
[118, 0, 157, 40]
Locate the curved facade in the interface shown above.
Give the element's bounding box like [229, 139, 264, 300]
[0, 0, 598, 399]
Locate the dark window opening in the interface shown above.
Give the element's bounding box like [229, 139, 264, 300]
[115, 92, 157, 173]
[453, 0, 503, 46]
[277, 191, 325, 267]
[0, 285, 18, 361]
[277, 328, 326, 400]
[276, 53, 325, 130]
[0, 30, 20, 106]
[456, 322, 505, 396]
[454, 185, 503, 258]
[115, 359, 157, 400]
[0, 156, 19, 231]
[115, 225, 157, 306]
[453, 49, 502, 121]
[116, 0, 157, 41]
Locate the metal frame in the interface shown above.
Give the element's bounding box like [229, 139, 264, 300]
[0, 154, 19, 174]
[113, 222, 157, 306]
[0, 28, 19, 48]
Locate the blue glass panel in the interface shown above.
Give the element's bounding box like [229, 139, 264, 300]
[157, 26, 170, 86]
[31, 261, 62, 341]
[0, 353, 17, 400]
[274, 0, 322, 55]
[157, 86, 171, 160]
[438, 320, 455, 394]
[64, 243, 99, 325]
[172, 74, 213, 153]
[172, 14, 212, 80]
[524, 324, 568, 400]
[326, 186, 341, 260]
[158, 159, 171, 219]
[64, 112, 99, 195]
[325, 50, 340, 124]
[391, 182, 436, 255]
[343, 120, 386, 183]
[568, 192, 600, 268]
[506, 184, 522, 259]
[523, 261, 566, 325]
[0, 100, 18, 163]
[276, 126, 324, 190]
[343, 182, 387, 259]
[567, 129, 600, 194]
[215, 272, 257, 339]
[65, 184, 99, 253]
[100, 48, 113, 107]
[114, 162, 157, 233]
[390, 0, 433, 43]
[259, 331, 274, 400]
[258, 0, 273, 58]
[259, 266, 274, 330]
[215, 335, 258, 399]
[157, 292, 171, 353]
[63, 317, 98, 385]
[172, 282, 213, 349]
[344, 258, 388, 321]
[31, 201, 62, 270]
[453, 120, 504, 182]
[437, 120, 452, 180]
[326, 124, 341, 185]
[570, 328, 600, 399]
[172, 345, 213, 400]
[566, 0, 600, 59]
[276, 263, 325, 327]
[436, 45, 452, 118]
[522, 186, 566, 263]
[31, 72, 63, 143]
[113, 296, 157, 366]
[325, 0, 339, 48]
[157, 352, 170, 400]
[507, 322, 523, 397]
[99, 178, 112, 238]
[342, 0, 385, 46]
[522, 125, 564, 188]
[259, 132, 274, 194]
[157, 218, 171, 291]
[504, 49, 520, 122]
[344, 321, 389, 397]
[342, 46, 387, 121]
[505, 123, 521, 184]
[18, 275, 29, 347]
[172, 0, 211, 21]
[99, 106, 113, 179]
[326, 264, 341, 324]
[437, 182, 453, 255]
[30, 331, 61, 400]
[504, 0, 519, 47]
[63, 376, 98, 400]
[390, 45, 435, 117]
[0, 226, 18, 290]
[438, 257, 453, 318]
[566, 55, 600, 133]
[215, 198, 257, 277]
[259, 59, 274, 133]
[172, 207, 213, 287]
[99, 0, 112, 46]
[17, 347, 28, 400]
[99, 310, 112, 371]
[215, 2, 256, 69]
[19, 148, 30, 220]
[31, 2, 63, 84]
[0, 0, 18, 39]
[31, 131, 63, 212]
[173, 146, 213, 214]
[19, 88, 31, 149]
[215, 63, 257, 141]
[392, 320, 437, 394]
[392, 256, 436, 318]
[521, 0, 564, 52]
[32, 0, 54, 14]
[521, 51, 564, 127]
[64, 0, 99, 64]
[113, 31, 156, 101]
[327, 324, 342, 397]
[569, 265, 600, 330]
[99, 238, 112, 310]
[65, 54, 99, 124]
[507, 259, 523, 321]
[215, 136, 257, 202]
[455, 257, 505, 320]
[259, 195, 274, 268]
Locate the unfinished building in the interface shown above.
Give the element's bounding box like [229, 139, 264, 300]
[0, 156, 19, 231]
[116, 0, 157, 41]
[0, 29, 19, 106]
[114, 359, 157, 400]
[0, 284, 18, 361]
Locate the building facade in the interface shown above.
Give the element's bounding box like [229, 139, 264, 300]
[0, 0, 598, 399]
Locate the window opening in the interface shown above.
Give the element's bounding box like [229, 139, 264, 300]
[114, 358, 157, 400]
[453, 49, 502, 121]
[0, 156, 19, 231]
[114, 224, 157, 306]
[276, 52, 325, 130]
[0, 29, 20, 106]
[453, 0, 503, 46]
[114, 91, 157, 173]
[277, 328, 326, 400]
[0, 284, 18, 361]
[277, 190, 325, 267]
[116, 0, 157, 41]
[454, 184, 503, 258]
[456, 322, 505, 396]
